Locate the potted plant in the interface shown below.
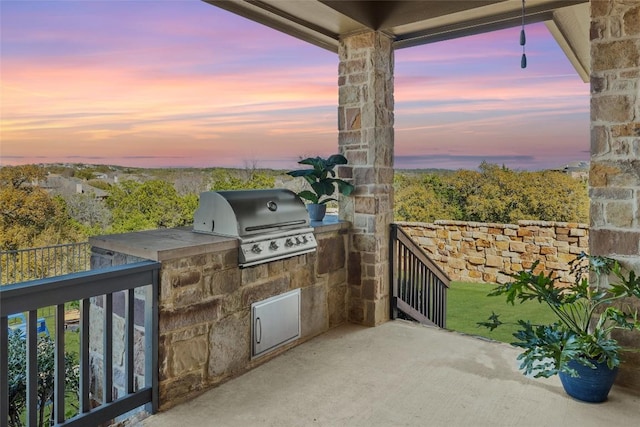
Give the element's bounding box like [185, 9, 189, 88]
[479, 252, 640, 402]
[286, 154, 354, 221]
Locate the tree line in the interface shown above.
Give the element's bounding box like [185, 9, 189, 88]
[0, 162, 588, 251]
[394, 162, 588, 224]
[0, 165, 276, 251]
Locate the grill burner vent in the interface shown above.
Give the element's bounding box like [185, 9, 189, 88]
[193, 189, 317, 267]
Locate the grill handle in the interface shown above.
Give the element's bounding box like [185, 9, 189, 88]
[244, 220, 307, 233]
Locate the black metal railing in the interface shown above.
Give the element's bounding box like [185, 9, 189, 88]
[0, 261, 160, 427]
[390, 224, 450, 328]
[1, 242, 91, 285]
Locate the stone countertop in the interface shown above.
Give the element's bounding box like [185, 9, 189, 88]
[309, 214, 348, 232]
[89, 227, 235, 262]
[90, 219, 350, 262]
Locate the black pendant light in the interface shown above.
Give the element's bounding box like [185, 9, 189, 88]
[520, 0, 527, 68]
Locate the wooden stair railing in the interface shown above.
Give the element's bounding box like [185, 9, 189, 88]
[390, 224, 450, 328]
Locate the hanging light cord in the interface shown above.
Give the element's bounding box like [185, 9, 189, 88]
[520, 0, 527, 68]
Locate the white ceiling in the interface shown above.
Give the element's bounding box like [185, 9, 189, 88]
[205, 0, 590, 81]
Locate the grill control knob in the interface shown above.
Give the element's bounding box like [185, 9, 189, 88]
[285, 238, 294, 247]
[295, 237, 302, 245]
[251, 244, 262, 253]
[302, 236, 308, 244]
[269, 241, 279, 250]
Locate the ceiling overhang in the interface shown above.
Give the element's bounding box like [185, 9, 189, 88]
[204, 0, 590, 81]
[545, 3, 590, 82]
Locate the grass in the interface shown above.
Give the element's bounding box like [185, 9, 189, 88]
[447, 281, 557, 344]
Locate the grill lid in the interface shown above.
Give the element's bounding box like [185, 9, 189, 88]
[193, 189, 309, 237]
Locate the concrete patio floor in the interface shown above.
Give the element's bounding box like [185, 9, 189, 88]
[141, 320, 639, 427]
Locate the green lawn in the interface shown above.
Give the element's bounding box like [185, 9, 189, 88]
[15, 305, 81, 360]
[447, 281, 557, 344]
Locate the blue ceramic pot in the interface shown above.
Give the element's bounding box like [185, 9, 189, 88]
[558, 359, 619, 403]
[307, 204, 326, 221]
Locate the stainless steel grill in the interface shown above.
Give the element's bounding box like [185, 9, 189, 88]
[193, 189, 317, 267]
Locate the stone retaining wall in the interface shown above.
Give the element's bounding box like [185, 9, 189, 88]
[397, 220, 589, 285]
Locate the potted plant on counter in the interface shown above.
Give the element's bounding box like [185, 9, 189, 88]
[479, 252, 640, 403]
[286, 154, 354, 221]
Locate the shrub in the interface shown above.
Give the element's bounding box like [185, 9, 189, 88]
[7, 329, 79, 427]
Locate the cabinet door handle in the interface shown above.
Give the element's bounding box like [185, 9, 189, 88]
[255, 317, 262, 344]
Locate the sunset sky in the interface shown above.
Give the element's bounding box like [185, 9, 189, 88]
[1, 1, 589, 171]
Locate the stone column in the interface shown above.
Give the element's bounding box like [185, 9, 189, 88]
[590, 0, 640, 388]
[337, 31, 394, 326]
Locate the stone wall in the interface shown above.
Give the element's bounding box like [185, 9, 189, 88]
[397, 220, 589, 285]
[90, 224, 349, 411]
[590, 0, 640, 389]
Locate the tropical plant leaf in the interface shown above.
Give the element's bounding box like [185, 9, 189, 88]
[287, 169, 316, 178]
[296, 190, 319, 204]
[480, 253, 640, 379]
[287, 154, 354, 204]
[477, 312, 503, 331]
[326, 154, 348, 165]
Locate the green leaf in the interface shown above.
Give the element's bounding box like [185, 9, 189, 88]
[311, 180, 336, 197]
[326, 154, 348, 166]
[296, 190, 319, 204]
[287, 169, 316, 178]
[477, 312, 503, 331]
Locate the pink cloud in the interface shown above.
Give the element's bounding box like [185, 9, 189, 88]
[1, 4, 588, 170]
